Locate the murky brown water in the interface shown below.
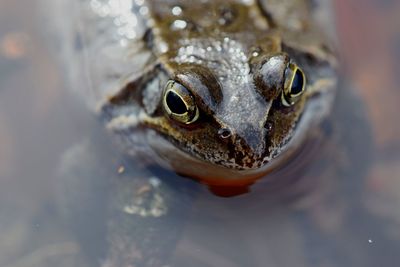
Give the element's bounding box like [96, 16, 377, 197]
[1, 1, 400, 267]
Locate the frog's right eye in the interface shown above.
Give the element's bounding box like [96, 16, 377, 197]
[163, 80, 199, 124]
[281, 63, 306, 107]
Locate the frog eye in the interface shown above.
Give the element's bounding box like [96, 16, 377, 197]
[163, 80, 199, 124]
[281, 63, 306, 107]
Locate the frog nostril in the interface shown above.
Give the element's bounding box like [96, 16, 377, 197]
[264, 121, 274, 133]
[218, 128, 232, 140]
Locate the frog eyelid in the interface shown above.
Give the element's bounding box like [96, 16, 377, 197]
[175, 71, 222, 114]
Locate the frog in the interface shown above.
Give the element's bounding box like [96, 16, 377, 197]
[53, 0, 337, 188]
[101, 0, 338, 190]
[48, 0, 371, 266]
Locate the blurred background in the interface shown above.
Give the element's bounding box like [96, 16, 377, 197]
[0, 0, 399, 266]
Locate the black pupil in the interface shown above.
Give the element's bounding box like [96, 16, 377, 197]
[291, 70, 304, 95]
[166, 91, 188, 114]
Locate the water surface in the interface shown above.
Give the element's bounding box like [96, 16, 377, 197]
[1, 1, 400, 267]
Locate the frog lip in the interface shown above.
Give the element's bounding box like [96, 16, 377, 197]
[156, 130, 269, 170]
[150, 128, 278, 172]
[147, 132, 283, 183]
[148, 127, 317, 186]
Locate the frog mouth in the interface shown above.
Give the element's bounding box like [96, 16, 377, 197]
[146, 130, 280, 184]
[147, 126, 277, 174]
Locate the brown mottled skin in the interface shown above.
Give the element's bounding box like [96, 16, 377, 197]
[106, 0, 337, 186]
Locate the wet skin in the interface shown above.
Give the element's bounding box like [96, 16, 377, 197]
[102, 0, 337, 186]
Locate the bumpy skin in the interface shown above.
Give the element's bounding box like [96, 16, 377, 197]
[56, 0, 337, 185]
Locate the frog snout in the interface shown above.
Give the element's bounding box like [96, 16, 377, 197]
[217, 125, 267, 160]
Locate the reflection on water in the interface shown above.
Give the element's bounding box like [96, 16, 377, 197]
[1, 0, 400, 267]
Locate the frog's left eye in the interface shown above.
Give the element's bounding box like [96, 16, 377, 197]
[163, 80, 199, 124]
[282, 63, 306, 107]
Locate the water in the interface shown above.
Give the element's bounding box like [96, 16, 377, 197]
[1, 0, 400, 266]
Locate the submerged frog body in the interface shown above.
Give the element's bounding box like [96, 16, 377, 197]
[56, 0, 337, 186]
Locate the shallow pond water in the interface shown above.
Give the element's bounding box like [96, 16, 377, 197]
[1, 0, 400, 267]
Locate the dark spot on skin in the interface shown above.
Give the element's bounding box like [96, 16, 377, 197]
[232, 138, 249, 166]
[218, 5, 237, 26]
[227, 142, 236, 160]
[234, 152, 245, 167]
[185, 20, 200, 32]
[244, 157, 256, 169]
